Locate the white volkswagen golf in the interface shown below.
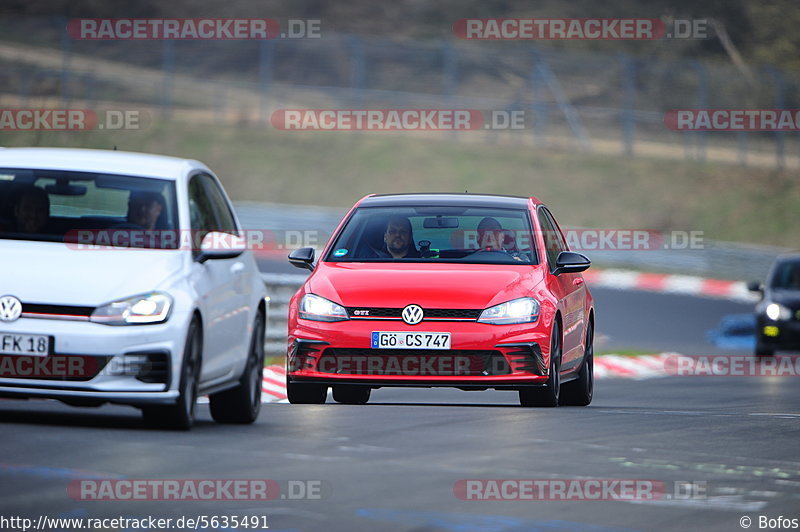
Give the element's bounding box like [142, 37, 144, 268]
[0, 148, 268, 429]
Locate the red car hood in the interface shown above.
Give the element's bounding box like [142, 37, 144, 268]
[308, 262, 544, 309]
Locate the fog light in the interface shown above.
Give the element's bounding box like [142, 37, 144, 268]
[763, 326, 780, 337]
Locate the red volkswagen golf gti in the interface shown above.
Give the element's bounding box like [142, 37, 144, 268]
[286, 193, 594, 407]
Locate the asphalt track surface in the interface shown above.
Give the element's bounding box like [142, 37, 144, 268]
[1, 260, 797, 532]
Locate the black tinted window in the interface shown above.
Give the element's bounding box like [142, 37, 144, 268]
[537, 208, 561, 269]
[0, 169, 178, 248]
[188, 175, 217, 237]
[326, 206, 537, 265]
[200, 174, 238, 235]
[771, 261, 800, 290]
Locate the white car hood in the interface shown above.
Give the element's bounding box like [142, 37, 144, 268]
[0, 240, 186, 306]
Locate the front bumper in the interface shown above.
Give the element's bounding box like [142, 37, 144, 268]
[0, 313, 189, 406]
[287, 319, 551, 389]
[758, 317, 800, 351]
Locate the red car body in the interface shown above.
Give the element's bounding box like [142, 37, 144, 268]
[286, 193, 594, 406]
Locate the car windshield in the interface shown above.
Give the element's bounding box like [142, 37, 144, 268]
[325, 205, 538, 264]
[771, 260, 800, 290]
[0, 168, 179, 249]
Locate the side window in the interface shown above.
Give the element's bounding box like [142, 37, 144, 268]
[543, 208, 568, 253]
[188, 175, 217, 240]
[537, 208, 561, 270]
[199, 174, 238, 235]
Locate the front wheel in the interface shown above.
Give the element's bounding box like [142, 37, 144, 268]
[520, 323, 561, 407]
[333, 385, 371, 404]
[560, 321, 593, 406]
[209, 311, 265, 424]
[755, 343, 775, 358]
[143, 318, 201, 430]
[287, 380, 327, 404]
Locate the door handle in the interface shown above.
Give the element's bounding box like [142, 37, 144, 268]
[573, 277, 584, 286]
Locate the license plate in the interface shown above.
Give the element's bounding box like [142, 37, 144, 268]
[371, 332, 451, 350]
[0, 333, 52, 356]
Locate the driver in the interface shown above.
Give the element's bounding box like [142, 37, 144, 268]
[362, 216, 420, 259]
[382, 216, 420, 258]
[126, 191, 164, 230]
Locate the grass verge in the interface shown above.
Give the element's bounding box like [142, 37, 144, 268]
[1, 120, 797, 247]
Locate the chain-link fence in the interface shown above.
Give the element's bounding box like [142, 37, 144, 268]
[1, 17, 798, 167]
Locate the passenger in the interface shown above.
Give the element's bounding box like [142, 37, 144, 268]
[789, 264, 800, 289]
[13, 186, 50, 234]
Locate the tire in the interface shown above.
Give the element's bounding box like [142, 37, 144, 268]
[560, 320, 594, 406]
[143, 318, 201, 430]
[519, 322, 561, 407]
[333, 385, 371, 405]
[755, 342, 775, 358]
[209, 311, 265, 424]
[287, 379, 327, 404]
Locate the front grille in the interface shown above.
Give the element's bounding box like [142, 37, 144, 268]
[120, 352, 170, 384]
[0, 354, 111, 381]
[501, 343, 546, 375]
[288, 340, 327, 372]
[427, 309, 482, 319]
[21, 302, 94, 320]
[317, 348, 510, 376]
[346, 307, 481, 320]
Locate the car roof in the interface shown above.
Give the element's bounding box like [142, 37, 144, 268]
[775, 253, 800, 264]
[358, 193, 538, 209]
[0, 147, 209, 180]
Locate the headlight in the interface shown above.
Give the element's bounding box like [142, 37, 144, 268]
[90, 292, 173, 326]
[765, 303, 791, 321]
[299, 294, 349, 322]
[478, 297, 540, 325]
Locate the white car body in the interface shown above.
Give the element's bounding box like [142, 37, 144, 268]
[0, 148, 267, 421]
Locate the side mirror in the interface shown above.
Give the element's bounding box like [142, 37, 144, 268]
[553, 251, 591, 275]
[747, 281, 763, 293]
[289, 247, 315, 271]
[196, 231, 246, 263]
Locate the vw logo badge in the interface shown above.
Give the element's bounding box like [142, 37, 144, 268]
[0, 295, 22, 323]
[401, 304, 424, 325]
